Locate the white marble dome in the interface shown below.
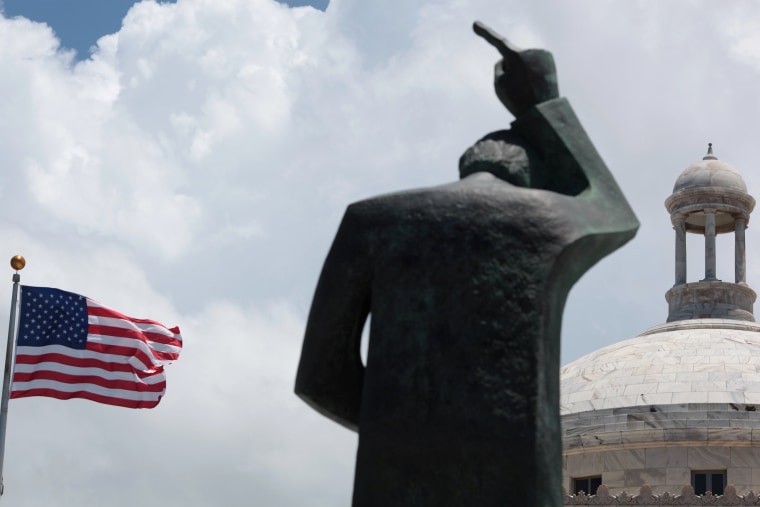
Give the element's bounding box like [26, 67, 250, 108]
[560, 319, 760, 499]
[561, 147, 760, 502]
[560, 319, 760, 415]
[672, 158, 747, 194]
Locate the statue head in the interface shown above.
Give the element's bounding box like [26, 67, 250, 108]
[459, 130, 534, 187]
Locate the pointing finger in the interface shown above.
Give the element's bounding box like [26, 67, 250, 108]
[473, 21, 523, 58]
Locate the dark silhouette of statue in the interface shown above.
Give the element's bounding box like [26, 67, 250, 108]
[295, 21, 638, 507]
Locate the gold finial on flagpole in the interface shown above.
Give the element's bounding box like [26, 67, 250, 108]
[9, 256, 24, 272]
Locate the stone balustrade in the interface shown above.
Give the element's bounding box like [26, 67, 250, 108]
[565, 484, 760, 505]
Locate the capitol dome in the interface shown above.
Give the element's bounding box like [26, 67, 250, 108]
[561, 319, 760, 415]
[673, 145, 747, 194]
[560, 146, 760, 503]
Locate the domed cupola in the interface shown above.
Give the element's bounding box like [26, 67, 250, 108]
[664, 144, 756, 321]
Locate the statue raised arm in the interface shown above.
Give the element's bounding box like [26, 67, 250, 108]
[473, 21, 559, 117]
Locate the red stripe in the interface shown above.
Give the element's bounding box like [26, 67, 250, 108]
[85, 342, 159, 369]
[88, 324, 182, 355]
[88, 323, 181, 347]
[135, 329, 181, 347]
[13, 371, 166, 392]
[14, 352, 161, 378]
[87, 305, 177, 331]
[10, 388, 161, 409]
[142, 330, 181, 348]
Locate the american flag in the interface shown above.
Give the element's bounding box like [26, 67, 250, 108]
[11, 286, 182, 409]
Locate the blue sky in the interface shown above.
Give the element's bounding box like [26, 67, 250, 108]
[2, 0, 328, 59]
[0, 0, 759, 505]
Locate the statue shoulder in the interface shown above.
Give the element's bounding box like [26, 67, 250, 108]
[346, 184, 455, 215]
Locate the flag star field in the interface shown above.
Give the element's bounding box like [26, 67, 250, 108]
[18, 287, 88, 348]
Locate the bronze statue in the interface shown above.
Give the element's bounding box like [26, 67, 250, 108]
[296, 21, 638, 506]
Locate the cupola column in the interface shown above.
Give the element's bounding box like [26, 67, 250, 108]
[704, 208, 717, 281]
[736, 216, 747, 284]
[674, 215, 687, 285]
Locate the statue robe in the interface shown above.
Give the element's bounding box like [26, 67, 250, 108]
[295, 97, 638, 507]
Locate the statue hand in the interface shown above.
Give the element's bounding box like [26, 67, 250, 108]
[473, 21, 559, 117]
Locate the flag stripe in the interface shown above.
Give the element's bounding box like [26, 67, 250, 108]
[88, 304, 179, 330]
[14, 347, 161, 378]
[84, 342, 161, 372]
[11, 378, 165, 401]
[13, 371, 166, 392]
[88, 325, 182, 357]
[11, 387, 162, 409]
[84, 331, 180, 354]
[88, 316, 182, 347]
[86, 333, 179, 364]
[14, 362, 165, 384]
[11, 286, 182, 409]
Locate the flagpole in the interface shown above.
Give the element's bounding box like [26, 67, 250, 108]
[0, 255, 25, 498]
